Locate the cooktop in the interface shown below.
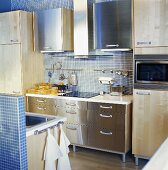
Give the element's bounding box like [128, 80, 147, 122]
[58, 91, 99, 98]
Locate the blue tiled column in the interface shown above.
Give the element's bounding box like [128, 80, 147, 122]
[0, 95, 27, 170]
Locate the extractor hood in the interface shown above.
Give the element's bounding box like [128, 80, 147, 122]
[73, 0, 93, 56]
[93, 0, 132, 52]
[34, 8, 74, 53]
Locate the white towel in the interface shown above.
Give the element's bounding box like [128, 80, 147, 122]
[57, 125, 71, 170]
[44, 129, 63, 170]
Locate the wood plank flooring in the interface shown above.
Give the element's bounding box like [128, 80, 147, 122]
[69, 147, 148, 170]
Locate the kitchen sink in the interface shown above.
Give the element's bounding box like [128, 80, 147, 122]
[26, 115, 54, 128]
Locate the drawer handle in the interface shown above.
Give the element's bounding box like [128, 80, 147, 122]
[37, 107, 46, 110]
[100, 114, 112, 118]
[136, 92, 150, 95]
[66, 110, 77, 114]
[106, 44, 119, 48]
[37, 99, 46, 103]
[13, 91, 20, 94]
[100, 131, 112, 136]
[66, 126, 77, 130]
[66, 103, 76, 107]
[100, 105, 112, 109]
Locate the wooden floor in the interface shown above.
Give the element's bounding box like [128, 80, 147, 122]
[69, 147, 148, 170]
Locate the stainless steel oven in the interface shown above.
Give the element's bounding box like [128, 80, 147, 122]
[134, 55, 168, 89]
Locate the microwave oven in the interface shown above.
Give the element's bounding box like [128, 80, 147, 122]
[134, 55, 168, 89]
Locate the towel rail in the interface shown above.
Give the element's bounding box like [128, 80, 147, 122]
[34, 121, 64, 135]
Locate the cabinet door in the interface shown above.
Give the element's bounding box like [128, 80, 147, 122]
[0, 11, 21, 44]
[94, 0, 132, 50]
[133, 90, 168, 157]
[0, 44, 22, 94]
[134, 0, 168, 47]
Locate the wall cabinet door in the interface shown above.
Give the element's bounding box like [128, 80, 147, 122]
[0, 44, 22, 94]
[0, 11, 21, 44]
[134, 0, 168, 47]
[133, 90, 168, 157]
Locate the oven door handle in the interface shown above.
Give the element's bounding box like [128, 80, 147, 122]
[136, 91, 151, 95]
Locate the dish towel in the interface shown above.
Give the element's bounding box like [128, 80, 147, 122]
[43, 129, 63, 170]
[57, 125, 71, 170]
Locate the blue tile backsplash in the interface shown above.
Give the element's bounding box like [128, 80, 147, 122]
[11, 0, 133, 94]
[0, 95, 27, 170]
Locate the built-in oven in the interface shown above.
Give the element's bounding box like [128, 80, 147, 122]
[134, 55, 168, 89]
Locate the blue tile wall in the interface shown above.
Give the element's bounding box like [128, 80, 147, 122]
[11, 0, 133, 94]
[0, 95, 27, 170]
[45, 53, 133, 94]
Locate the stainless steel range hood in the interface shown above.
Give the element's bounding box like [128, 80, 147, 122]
[34, 8, 74, 53]
[73, 0, 93, 56]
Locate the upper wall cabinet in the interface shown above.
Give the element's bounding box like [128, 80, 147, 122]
[0, 11, 21, 44]
[134, 0, 168, 48]
[93, 0, 132, 51]
[34, 9, 74, 53]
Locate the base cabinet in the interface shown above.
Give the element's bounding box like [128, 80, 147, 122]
[26, 96, 132, 157]
[133, 89, 168, 158]
[87, 102, 132, 153]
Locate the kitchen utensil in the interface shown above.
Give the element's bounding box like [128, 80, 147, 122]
[98, 77, 114, 84]
[68, 72, 78, 86]
[110, 85, 125, 96]
[59, 73, 66, 80]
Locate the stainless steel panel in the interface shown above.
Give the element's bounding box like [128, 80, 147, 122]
[74, 0, 93, 56]
[88, 126, 126, 152]
[66, 124, 87, 145]
[88, 102, 114, 110]
[55, 99, 87, 110]
[87, 102, 126, 130]
[56, 107, 87, 125]
[93, 1, 132, 50]
[27, 97, 56, 115]
[34, 8, 73, 52]
[88, 126, 116, 151]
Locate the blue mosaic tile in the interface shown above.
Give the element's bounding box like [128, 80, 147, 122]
[0, 95, 27, 170]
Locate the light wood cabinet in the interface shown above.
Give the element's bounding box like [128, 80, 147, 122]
[134, 0, 168, 48]
[0, 11, 21, 44]
[132, 89, 168, 158]
[0, 11, 44, 95]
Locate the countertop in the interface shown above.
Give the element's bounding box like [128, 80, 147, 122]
[26, 93, 133, 105]
[26, 112, 66, 137]
[143, 137, 168, 170]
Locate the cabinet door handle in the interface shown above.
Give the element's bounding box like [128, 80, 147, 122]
[66, 126, 77, 130]
[66, 110, 77, 114]
[11, 40, 19, 43]
[37, 107, 46, 110]
[100, 114, 112, 118]
[100, 131, 112, 135]
[13, 91, 20, 94]
[106, 44, 119, 48]
[66, 103, 76, 107]
[37, 99, 46, 103]
[43, 46, 52, 49]
[100, 105, 112, 109]
[136, 92, 150, 95]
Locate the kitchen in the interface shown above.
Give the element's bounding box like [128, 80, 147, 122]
[0, 0, 168, 170]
